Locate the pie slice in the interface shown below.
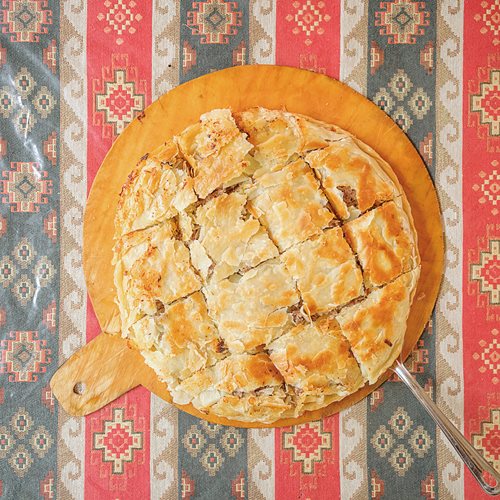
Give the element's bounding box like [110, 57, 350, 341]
[115, 141, 197, 237]
[176, 109, 253, 198]
[190, 190, 279, 282]
[171, 352, 293, 423]
[281, 227, 364, 315]
[336, 268, 420, 384]
[343, 199, 419, 288]
[234, 107, 343, 171]
[132, 292, 226, 388]
[268, 316, 364, 413]
[305, 138, 398, 220]
[203, 259, 299, 353]
[113, 221, 201, 335]
[247, 159, 335, 252]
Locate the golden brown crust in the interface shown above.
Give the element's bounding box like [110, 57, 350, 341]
[203, 259, 299, 353]
[113, 107, 421, 424]
[305, 139, 398, 220]
[343, 199, 419, 288]
[281, 227, 364, 314]
[268, 317, 364, 412]
[115, 141, 197, 238]
[336, 268, 420, 384]
[247, 159, 335, 252]
[176, 109, 253, 199]
[193, 191, 279, 282]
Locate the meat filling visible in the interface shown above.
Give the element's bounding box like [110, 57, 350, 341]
[337, 185, 358, 208]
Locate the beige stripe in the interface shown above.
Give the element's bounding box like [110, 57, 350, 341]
[152, 0, 180, 99]
[340, 0, 368, 94]
[248, 428, 275, 500]
[58, 0, 88, 498]
[150, 3, 180, 499]
[150, 395, 179, 500]
[435, 1, 464, 499]
[339, 3, 368, 498]
[248, 5, 276, 497]
[249, 0, 276, 65]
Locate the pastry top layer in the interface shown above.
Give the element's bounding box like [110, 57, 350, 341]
[114, 107, 420, 424]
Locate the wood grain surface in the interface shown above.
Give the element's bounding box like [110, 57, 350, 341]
[51, 65, 444, 428]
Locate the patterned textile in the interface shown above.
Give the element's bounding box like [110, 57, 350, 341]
[0, 1, 498, 498]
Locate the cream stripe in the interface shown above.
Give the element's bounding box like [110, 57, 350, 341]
[339, 0, 368, 94]
[152, 0, 180, 100]
[339, 2, 368, 498]
[58, 0, 88, 498]
[248, 4, 276, 496]
[249, 0, 276, 65]
[435, 2, 464, 499]
[151, 3, 180, 499]
[150, 396, 178, 500]
[248, 429, 275, 500]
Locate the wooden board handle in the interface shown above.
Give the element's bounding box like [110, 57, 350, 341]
[51, 333, 144, 416]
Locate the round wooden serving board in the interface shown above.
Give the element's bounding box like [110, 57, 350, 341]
[51, 65, 444, 428]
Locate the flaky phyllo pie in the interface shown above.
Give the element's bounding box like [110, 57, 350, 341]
[112, 108, 421, 423]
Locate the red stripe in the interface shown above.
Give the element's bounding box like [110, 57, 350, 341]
[276, 0, 340, 79]
[275, 415, 340, 500]
[275, 2, 341, 498]
[463, 2, 499, 499]
[85, 1, 152, 498]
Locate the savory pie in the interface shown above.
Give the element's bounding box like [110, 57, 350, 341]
[113, 107, 420, 423]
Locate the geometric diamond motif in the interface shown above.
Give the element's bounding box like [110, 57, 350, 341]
[0, 0, 53, 43]
[473, 328, 500, 385]
[34, 255, 55, 286]
[0, 331, 51, 382]
[13, 273, 34, 305]
[93, 54, 146, 139]
[13, 67, 35, 99]
[408, 424, 433, 458]
[96, 0, 143, 46]
[473, 161, 500, 217]
[388, 443, 414, 477]
[371, 425, 394, 458]
[14, 106, 37, 135]
[282, 421, 332, 474]
[93, 407, 143, 474]
[284, 0, 332, 46]
[0, 86, 15, 118]
[476, 0, 500, 46]
[220, 428, 244, 458]
[0, 425, 14, 459]
[409, 87, 432, 119]
[187, 0, 242, 44]
[13, 237, 36, 268]
[470, 238, 500, 305]
[200, 443, 225, 476]
[373, 87, 395, 114]
[9, 444, 33, 477]
[30, 425, 52, 458]
[472, 408, 500, 470]
[471, 68, 500, 137]
[375, 0, 430, 44]
[389, 69, 413, 101]
[389, 407, 413, 438]
[0, 256, 16, 288]
[11, 407, 32, 439]
[392, 105, 413, 132]
[33, 85, 56, 119]
[0, 162, 52, 213]
[182, 424, 207, 458]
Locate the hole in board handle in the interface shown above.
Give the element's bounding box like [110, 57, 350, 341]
[73, 382, 85, 395]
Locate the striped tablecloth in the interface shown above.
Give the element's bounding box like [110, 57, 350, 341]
[0, 1, 498, 499]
